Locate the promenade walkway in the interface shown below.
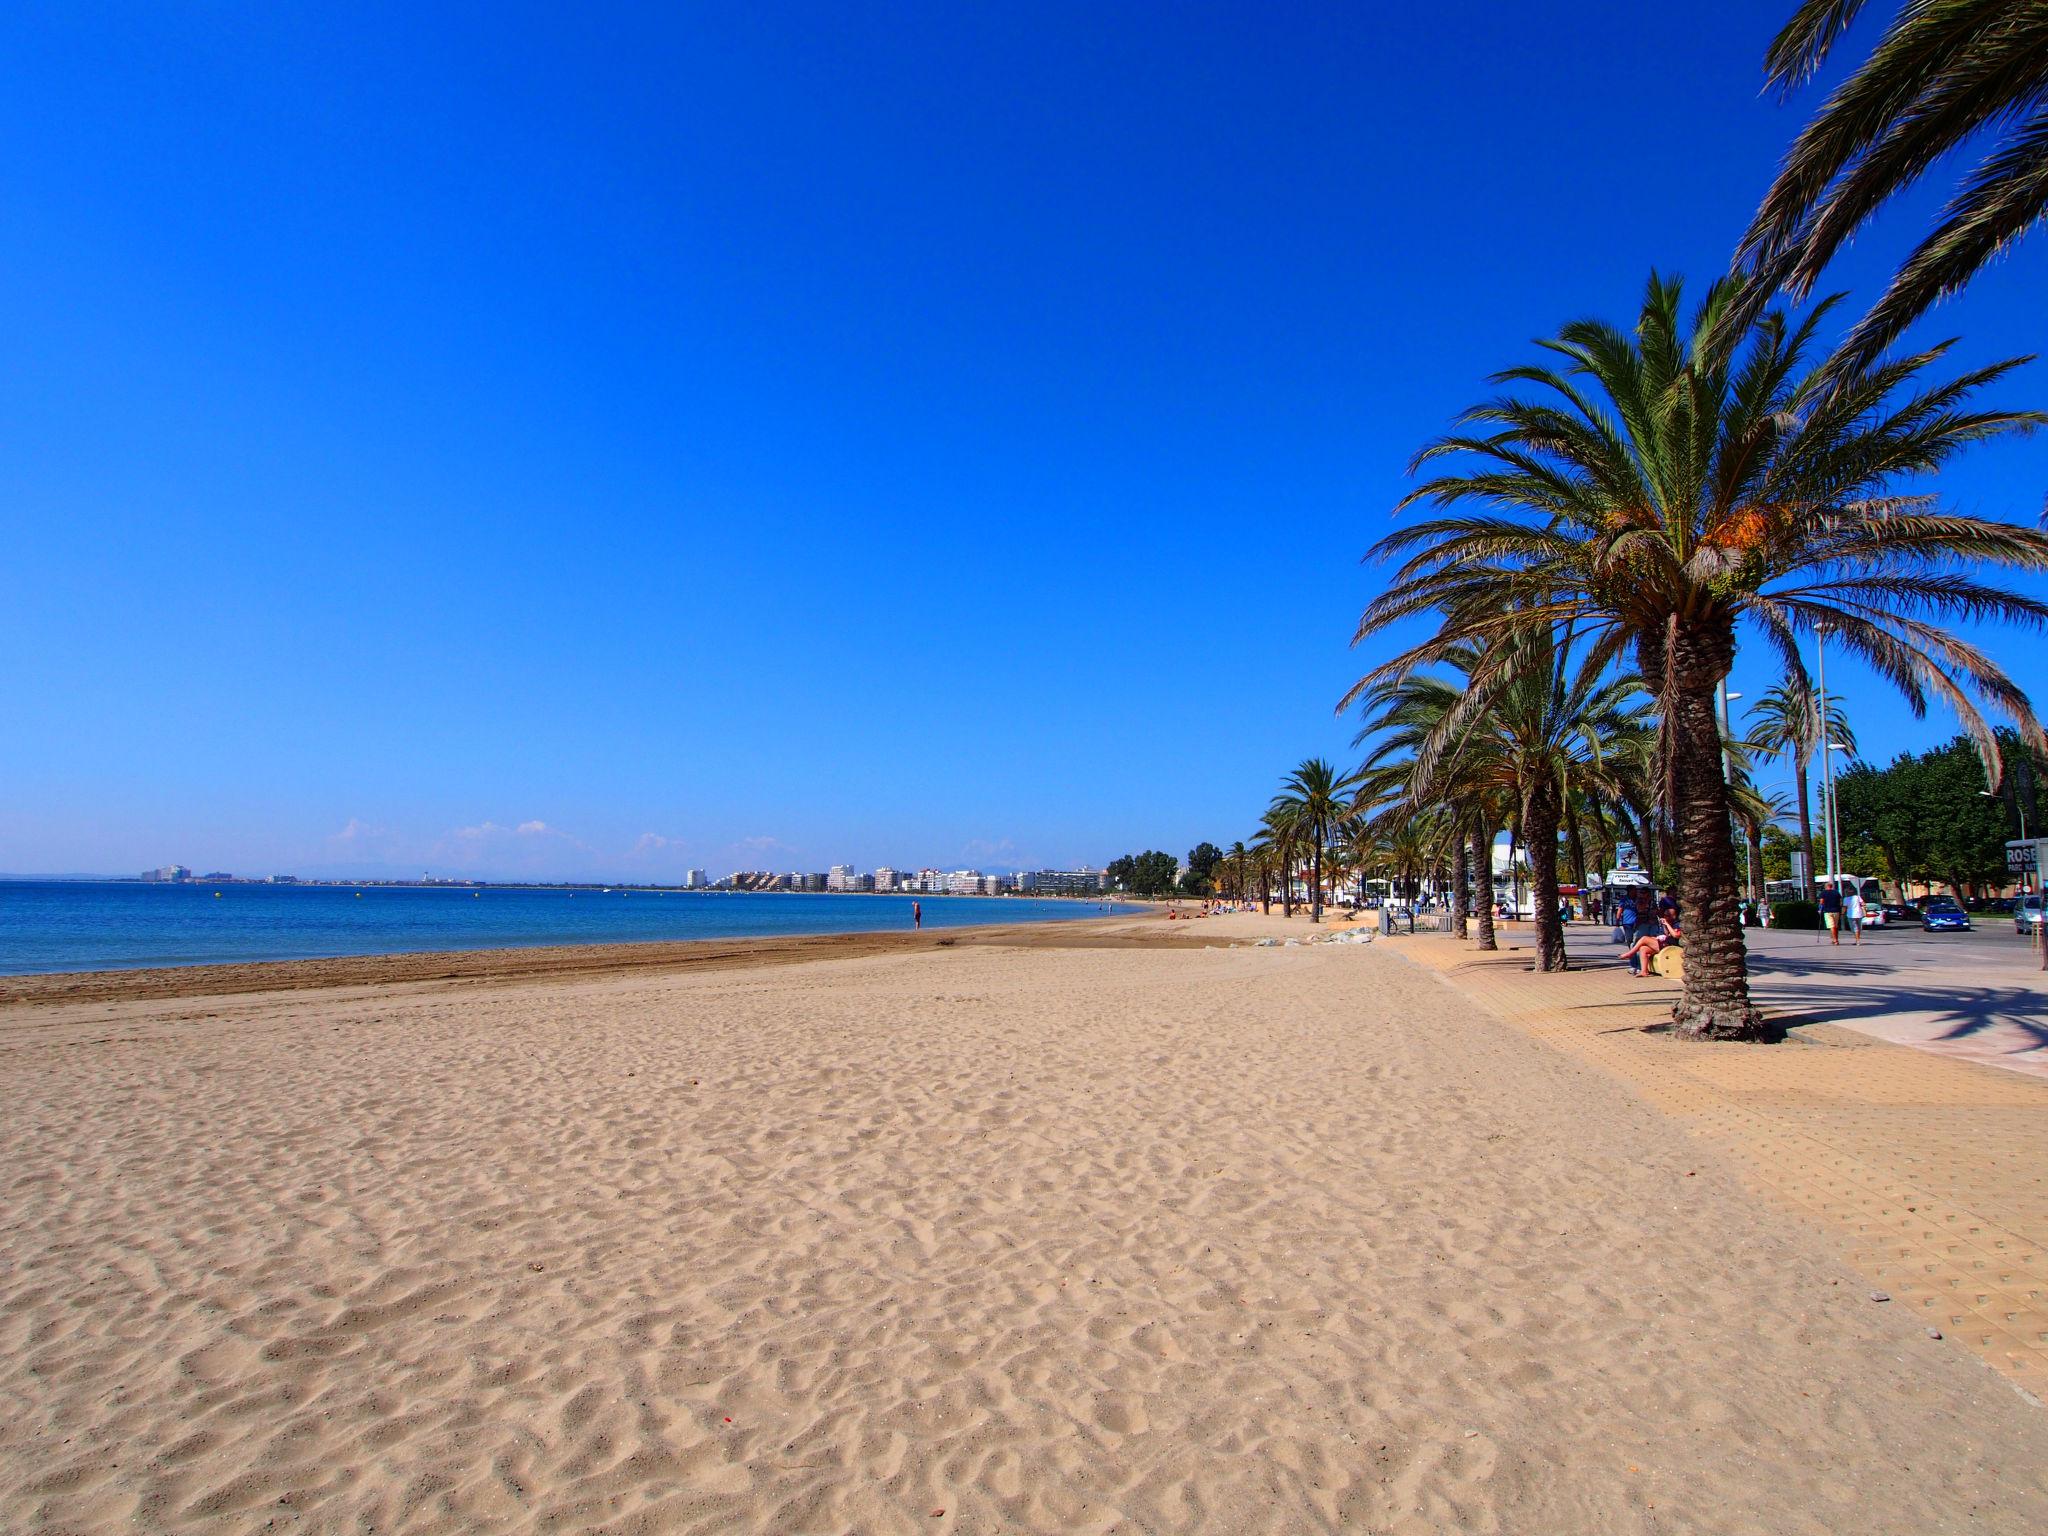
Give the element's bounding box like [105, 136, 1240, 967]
[1387, 922, 2048, 1395]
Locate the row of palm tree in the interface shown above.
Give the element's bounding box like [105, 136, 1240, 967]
[1223, 4, 2048, 1040]
[1342, 1, 2048, 1039]
[1348, 270, 2045, 1039]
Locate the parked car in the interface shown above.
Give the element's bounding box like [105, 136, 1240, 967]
[2018, 895, 2044, 936]
[1882, 902, 1921, 926]
[1920, 896, 1972, 932]
[1987, 896, 2016, 914]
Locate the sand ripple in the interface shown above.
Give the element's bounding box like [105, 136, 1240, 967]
[3, 939, 2045, 1533]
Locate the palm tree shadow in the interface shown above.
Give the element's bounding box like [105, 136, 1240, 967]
[1765, 981, 2048, 1058]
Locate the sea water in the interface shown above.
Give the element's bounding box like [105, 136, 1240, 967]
[0, 881, 1131, 976]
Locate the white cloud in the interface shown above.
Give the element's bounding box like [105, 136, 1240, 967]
[434, 819, 592, 868]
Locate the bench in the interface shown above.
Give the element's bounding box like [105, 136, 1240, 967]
[1647, 945, 1685, 980]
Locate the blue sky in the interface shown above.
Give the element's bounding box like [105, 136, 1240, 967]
[3, 2, 2043, 880]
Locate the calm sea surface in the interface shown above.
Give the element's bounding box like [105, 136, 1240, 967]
[0, 882, 1132, 976]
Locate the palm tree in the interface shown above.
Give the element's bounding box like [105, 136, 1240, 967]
[1355, 273, 2047, 1039]
[1740, 1, 2048, 370]
[1331, 820, 1379, 909]
[1445, 810, 1472, 939]
[1349, 623, 1650, 972]
[1224, 840, 1250, 902]
[1247, 839, 1275, 914]
[1353, 668, 1502, 950]
[1747, 682, 1856, 897]
[1257, 805, 1304, 919]
[1271, 758, 1360, 923]
[1731, 784, 1794, 906]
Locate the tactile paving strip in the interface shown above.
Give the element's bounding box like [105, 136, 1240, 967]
[1390, 932, 2048, 1390]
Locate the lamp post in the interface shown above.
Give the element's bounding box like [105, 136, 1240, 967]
[1719, 686, 1749, 903]
[1979, 788, 2029, 844]
[1812, 623, 1850, 901]
[1824, 741, 1853, 891]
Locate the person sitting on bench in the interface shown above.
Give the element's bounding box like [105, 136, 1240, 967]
[1621, 913, 1681, 977]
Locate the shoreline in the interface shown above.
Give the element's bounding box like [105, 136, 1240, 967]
[0, 911, 1202, 1009]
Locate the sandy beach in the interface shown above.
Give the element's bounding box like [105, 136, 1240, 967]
[4, 911, 2045, 1534]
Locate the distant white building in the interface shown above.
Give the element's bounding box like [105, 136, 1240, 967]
[872, 866, 898, 892]
[827, 864, 858, 892]
[683, 869, 706, 889]
[1018, 868, 1108, 896]
[139, 865, 190, 884]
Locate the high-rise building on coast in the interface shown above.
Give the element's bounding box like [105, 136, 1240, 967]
[827, 864, 857, 892]
[1018, 868, 1110, 895]
[683, 869, 706, 889]
[873, 866, 898, 892]
[139, 865, 191, 883]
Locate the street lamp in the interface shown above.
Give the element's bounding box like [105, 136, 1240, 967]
[1813, 622, 1835, 899]
[1822, 739, 1854, 896]
[1717, 687, 1751, 903]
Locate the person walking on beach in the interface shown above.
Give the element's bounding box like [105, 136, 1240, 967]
[1820, 882, 1843, 945]
[912, 900, 922, 930]
[1843, 885, 1864, 946]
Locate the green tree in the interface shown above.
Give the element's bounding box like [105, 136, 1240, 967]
[1257, 804, 1307, 918]
[1910, 739, 2011, 894]
[1741, 1, 2048, 370]
[1355, 273, 2047, 1039]
[1184, 842, 1225, 893]
[1833, 757, 1918, 895]
[1107, 851, 1181, 897]
[1759, 822, 1801, 884]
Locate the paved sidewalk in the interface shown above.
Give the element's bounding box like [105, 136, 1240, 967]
[1741, 922, 2048, 1078]
[1386, 925, 2048, 1395]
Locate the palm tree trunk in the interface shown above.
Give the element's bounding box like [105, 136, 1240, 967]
[1470, 824, 1497, 951]
[1745, 822, 1765, 905]
[1309, 825, 1323, 924]
[1566, 806, 1588, 893]
[1281, 849, 1294, 918]
[1524, 779, 1568, 971]
[1794, 761, 1816, 899]
[1667, 623, 1765, 1041]
[1259, 864, 1271, 915]
[1451, 830, 1470, 940]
